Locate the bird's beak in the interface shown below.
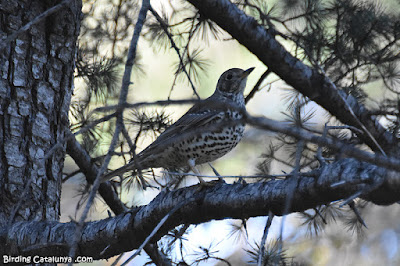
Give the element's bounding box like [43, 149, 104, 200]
[241, 67, 255, 78]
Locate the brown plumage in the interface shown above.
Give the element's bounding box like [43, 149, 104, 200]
[102, 67, 254, 183]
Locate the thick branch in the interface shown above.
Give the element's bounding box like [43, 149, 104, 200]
[66, 133, 126, 215]
[2, 158, 399, 259]
[245, 115, 400, 172]
[67, 0, 151, 259]
[66, 133, 171, 265]
[186, 0, 398, 153]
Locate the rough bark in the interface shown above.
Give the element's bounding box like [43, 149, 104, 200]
[0, 0, 81, 225]
[1, 158, 399, 259]
[66, 134, 172, 264]
[1, 0, 399, 262]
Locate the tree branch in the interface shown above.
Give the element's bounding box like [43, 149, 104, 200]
[149, 5, 200, 99]
[245, 115, 400, 172]
[66, 134, 171, 264]
[185, 0, 398, 153]
[2, 158, 399, 259]
[66, 132, 126, 215]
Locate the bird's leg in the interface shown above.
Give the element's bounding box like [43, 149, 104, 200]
[188, 159, 219, 188]
[188, 159, 206, 185]
[208, 163, 223, 181]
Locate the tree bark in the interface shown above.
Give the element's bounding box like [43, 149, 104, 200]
[1, 0, 399, 262]
[1, 158, 399, 259]
[0, 0, 81, 226]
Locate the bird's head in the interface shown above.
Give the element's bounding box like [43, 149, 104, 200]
[216, 67, 255, 96]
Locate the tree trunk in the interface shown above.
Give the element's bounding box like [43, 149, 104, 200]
[0, 0, 81, 226]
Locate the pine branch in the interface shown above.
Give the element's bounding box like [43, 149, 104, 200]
[246, 114, 400, 172]
[66, 130, 171, 264]
[66, 132, 126, 215]
[68, 0, 151, 260]
[2, 158, 398, 259]
[186, 0, 398, 154]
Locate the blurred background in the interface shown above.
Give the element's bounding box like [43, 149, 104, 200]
[62, 0, 400, 265]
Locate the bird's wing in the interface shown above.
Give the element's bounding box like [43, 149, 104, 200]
[142, 98, 246, 151]
[101, 101, 224, 181]
[140, 100, 225, 153]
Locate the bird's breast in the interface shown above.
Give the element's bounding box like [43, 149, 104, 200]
[172, 110, 245, 165]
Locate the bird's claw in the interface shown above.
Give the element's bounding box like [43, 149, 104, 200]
[196, 178, 222, 190]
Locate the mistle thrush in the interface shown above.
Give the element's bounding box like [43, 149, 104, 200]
[102, 67, 254, 183]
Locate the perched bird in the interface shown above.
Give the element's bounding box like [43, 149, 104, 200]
[102, 67, 254, 184]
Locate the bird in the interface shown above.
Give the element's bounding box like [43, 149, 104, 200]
[102, 67, 255, 184]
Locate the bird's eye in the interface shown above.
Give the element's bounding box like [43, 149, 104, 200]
[226, 74, 233, 80]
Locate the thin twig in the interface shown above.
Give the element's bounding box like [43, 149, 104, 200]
[340, 177, 384, 208]
[340, 191, 363, 207]
[348, 201, 367, 228]
[121, 198, 191, 265]
[245, 114, 400, 172]
[0, 0, 72, 52]
[47, 99, 199, 160]
[208, 163, 221, 177]
[149, 5, 200, 99]
[62, 169, 82, 183]
[327, 125, 363, 135]
[245, 69, 272, 104]
[326, 76, 387, 156]
[67, 0, 151, 261]
[121, 123, 136, 152]
[162, 170, 292, 179]
[258, 211, 274, 266]
[278, 140, 304, 256]
[316, 123, 329, 165]
[110, 253, 125, 266]
[46, 112, 117, 160]
[8, 178, 33, 226]
[92, 99, 199, 113]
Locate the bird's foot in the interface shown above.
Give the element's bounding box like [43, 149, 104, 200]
[196, 177, 223, 190]
[189, 161, 222, 189]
